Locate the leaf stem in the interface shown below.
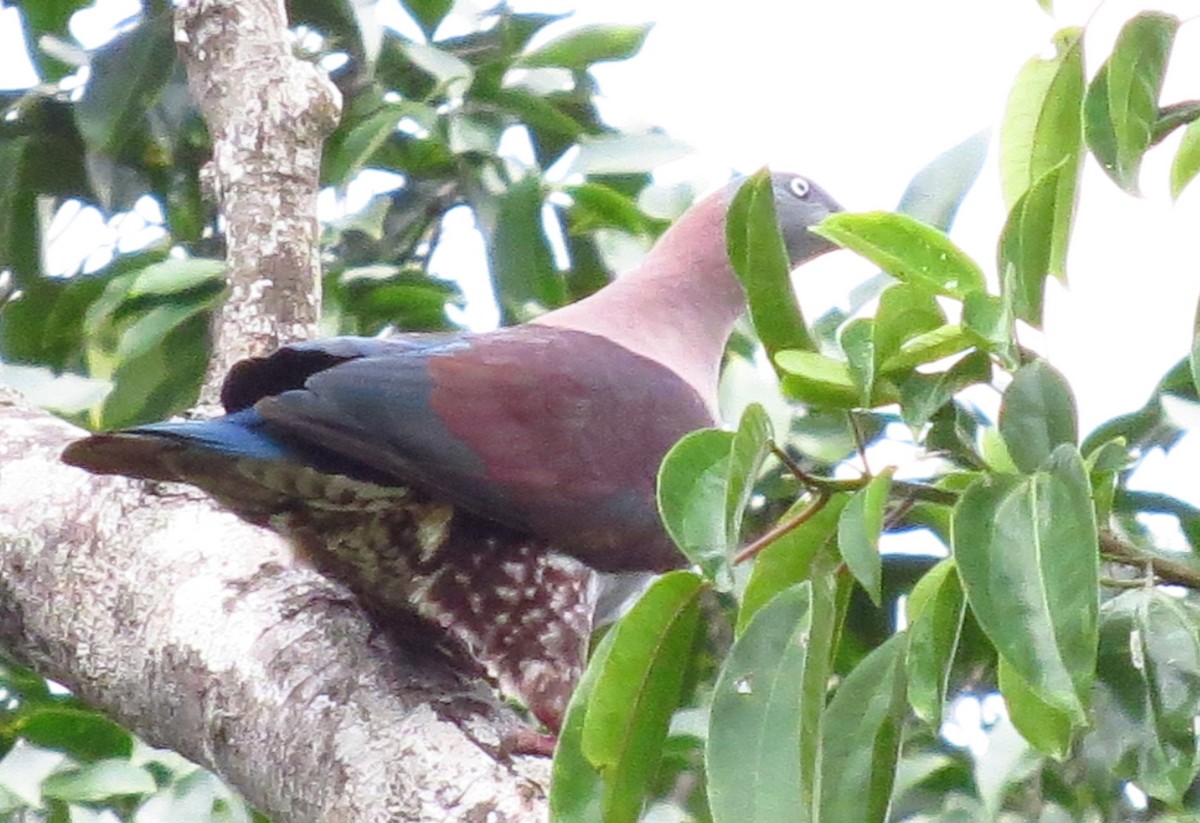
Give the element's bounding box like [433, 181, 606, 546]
[734, 493, 829, 565]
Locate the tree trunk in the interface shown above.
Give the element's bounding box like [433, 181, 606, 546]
[0, 0, 552, 819]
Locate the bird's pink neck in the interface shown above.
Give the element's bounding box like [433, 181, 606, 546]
[534, 193, 743, 411]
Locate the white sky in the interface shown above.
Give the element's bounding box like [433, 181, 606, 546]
[3, 0, 1200, 503]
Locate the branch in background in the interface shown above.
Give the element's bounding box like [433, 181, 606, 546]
[175, 0, 341, 406]
[0, 388, 549, 822]
[1099, 530, 1200, 590]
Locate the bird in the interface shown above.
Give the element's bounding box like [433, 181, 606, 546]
[62, 172, 842, 736]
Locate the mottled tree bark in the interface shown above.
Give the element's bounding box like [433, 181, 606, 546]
[0, 389, 549, 822]
[175, 0, 339, 407]
[0, 0, 553, 820]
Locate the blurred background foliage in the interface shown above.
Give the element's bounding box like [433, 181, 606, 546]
[3, 1, 1200, 822]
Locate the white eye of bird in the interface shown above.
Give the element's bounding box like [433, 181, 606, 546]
[788, 177, 810, 198]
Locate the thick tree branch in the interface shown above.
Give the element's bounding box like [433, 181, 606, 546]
[175, 0, 340, 405]
[0, 388, 549, 822]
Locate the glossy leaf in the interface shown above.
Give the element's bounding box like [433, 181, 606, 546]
[813, 211, 985, 299]
[326, 104, 425, 184]
[839, 318, 875, 405]
[403, 42, 473, 95]
[1089, 589, 1200, 805]
[999, 359, 1078, 474]
[739, 495, 848, 634]
[17, 709, 132, 763]
[0, 364, 110, 415]
[899, 350, 993, 434]
[708, 583, 813, 823]
[582, 571, 704, 823]
[1084, 13, 1178, 193]
[895, 130, 989, 231]
[999, 655, 1073, 759]
[776, 349, 900, 409]
[838, 469, 894, 606]
[997, 163, 1063, 327]
[952, 445, 1098, 723]
[963, 290, 1016, 365]
[400, 0, 453, 37]
[550, 631, 616, 823]
[725, 404, 773, 552]
[818, 633, 908, 823]
[905, 559, 966, 725]
[126, 259, 224, 297]
[872, 283, 945, 372]
[75, 11, 175, 153]
[568, 133, 692, 175]
[728, 169, 815, 357]
[520, 24, 651, 68]
[999, 27, 1083, 278]
[41, 759, 156, 802]
[1172, 120, 1200, 199]
[657, 429, 733, 580]
[881, 324, 974, 375]
[489, 177, 565, 322]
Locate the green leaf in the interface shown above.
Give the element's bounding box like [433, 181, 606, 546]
[326, 103, 428, 184]
[1085, 12, 1178, 193]
[1089, 589, 1200, 805]
[999, 27, 1083, 278]
[0, 364, 110, 415]
[963, 290, 1016, 365]
[999, 359, 1078, 474]
[17, 708, 132, 763]
[818, 633, 908, 823]
[1172, 120, 1200, 199]
[582, 571, 704, 823]
[18, 0, 90, 36]
[739, 495, 848, 633]
[657, 429, 733, 581]
[114, 298, 217, 363]
[896, 130, 990, 231]
[725, 404, 773, 552]
[812, 211, 985, 299]
[905, 560, 966, 725]
[727, 169, 815, 357]
[0, 137, 30, 271]
[41, 759, 156, 802]
[550, 631, 616, 822]
[98, 312, 208, 428]
[564, 183, 657, 236]
[776, 350, 899, 409]
[899, 350, 993, 434]
[999, 655, 1073, 759]
[708, 582, 813, 823]
[126, 259, 225, 297]
[488, 177, 565, 322]
[997, 163, 1064, 327]
[403, 42, 473, 96]
[880, 324, 974, 375]
[1192, 330, 1200, 403]
[872, 283, 946, 372]
[568, 133, 692, 175]
[520, 24, 652, 68]
[75, 11, 175, 153]
[400, 0, 453, 37]
[839, 318, 875, 405]
[837, 469, 894, 606]
[952, 445, 1098, 723]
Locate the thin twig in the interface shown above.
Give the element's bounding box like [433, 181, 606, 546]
[1099, 531, 1200, 590]
[847, 412, 872, 476]
[734, 493, 830, 564]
